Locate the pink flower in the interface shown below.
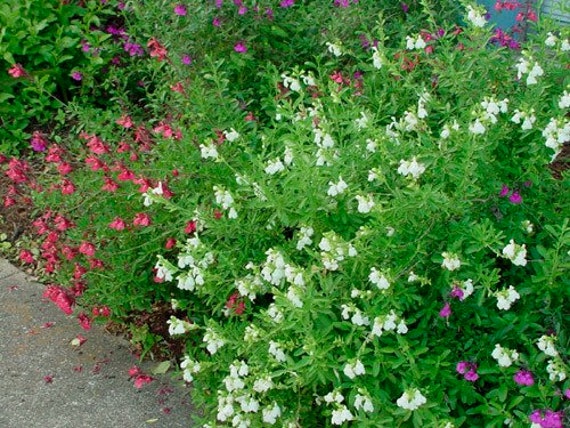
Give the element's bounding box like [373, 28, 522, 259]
[529, 409, 563, 428]
[30, 131, 48, 152]
[133, 374, 154, 389]
[439, 302, 451, 318]
[234, 41, 247, 53]
[182, 54, 192, 65]
[174, 4, 187, 15]
[78, 241, 96, 257]
[128, 365, 141, 378]
[280, 0, 294, 7]
[102, 177, 119, 192]
[77, 312, 91, 331]
[116, 115, 134, 128]
[514, 370, 534, 386]
[450, 286, 464, 300]
[109, 217, 126, 231]
[43, 285, 75, 315]
[509, 191, 522, 204]
[8, 64, 26, 78]
[184, 220, 197, 234]
[564, 389, 570, 399]
[499, 184, 510, 197]
[19, 249, 35, 264]
[133, 213, 151, 227]
[212, 17, 221, 27]
[456, 361, 469, 374]
[464, 369, 479, 382]
[71, 71, 83, 81]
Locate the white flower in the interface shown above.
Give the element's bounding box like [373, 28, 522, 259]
[354, 393, 374, 412]
[365, 138, 377, 152]
[217, 394, 235, 422]
[324, 391, 344, 404]
[343, 359, 365, 379]
[369, 267, 390, 290]
[268, 341, 287, 362]
[406, 34, 426, 50]
[327, 177, 348, 197]
[491, 344, 519, 367]
[396, 388, 427, 411]
[264, 158, 285, 175]
[282, 73, 301, 92]
[253, 376, 274, 393]
[180, 356, 201, 383]
[283, 146, 294, 165]
[383, 311, 398, 331]
[562, 39, 570, 51]
[286, 285, 304, 308]
[267, 303, 283, 323]
[326, 42, 343, 57]
[559, 90, 570, 109]
[223, 128, 240, 142]
[200, 141, 219, 159]
[469, 119, 486, 135]
[143, 182, 165, 206]
[371, 46, 383, 69]
[243, 324, 260, 342]
[351, 309, 370, 326]
[167, 316, 195, 335]
[331, 405, 353, 425]
[502, 239, 527, 266]
[155, 257, 175, 282]
[546, 358, 567, 382]
[516, 57, 529, 80]
[262, 403, 281, 425]
[203, 328, 225, 354]
[397, 320, 408, 334]
[441, 252, 461, 271]
[296, 226, 314, 251]
[466, 5, 486, 27]
[522, 220, 534, 234]
[398, 157, 426, 179]
[545, 32, 558, 47]
[355, 194, 375, 213]
[527, 62, 544, 85]
[537, 335, 559, 357]
[237, 395, 259, 413]
[355, 111, 369, 130]
[495, 285, 520, 310]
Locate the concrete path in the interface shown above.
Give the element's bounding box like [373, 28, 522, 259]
[0, 258, 194, 428]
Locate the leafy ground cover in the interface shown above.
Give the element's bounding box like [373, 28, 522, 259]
[1, 0, 570, 427]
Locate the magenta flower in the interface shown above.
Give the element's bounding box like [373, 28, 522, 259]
[280, 0, 294, 7]
[529, 409, 563, 428]
[174, 4, 187, 15]
[456, 361, 469, 374]
[30, 131, 48, 152]
[499, 184, 510, 197]
[238, 5, 247, 15]
[464, 369, 479, 382]
[509, 191, 522, 204]
[401, 2, 409, 13]
[439, 302, 451, 318]
[450, 286, 465, 300]
[212, 17, 221, 27]
[564, 389, 570, 399]
[456, 361, 479, 381]
[514, 370, 534, 386]
[182, 54, 192, 65]
[234, 41, 247, 53]
[71, 71, 83, 81]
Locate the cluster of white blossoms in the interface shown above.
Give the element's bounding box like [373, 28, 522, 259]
[537, 335, 567, 382]
[542, 116, 570, 160]
[544, 32, 570, 51]
[167, 315, 196, 336]
[180, 356, 201, 383]
[353, 390, 374, 413]
[327, 176, 349, 197]
[142, 181, 166, 206]
[260, 248, 287, 285]
[176, 237, 215, 291]
[213, 185, 238, 219]
[318, 231, 357, 271]
[441, 252, 461, 271]
[326, 41, 343, 57]
[371, 46, 384, 69]
[268, 340, 287, 363]
[502, 239, 528, 266]
[154, 255, 175, 282]
[406, 34, 426, 50]
[469, 97, 509, 135]
[343, 359, 366, 379]
[397, 157, 426, 179]
[264, 147, 294, 175]
[313, 126, 339, 166]
[494, 285, 520, 310]
[322, 391, 353, 425]
[354, 111, 370, 130]
[368, 267, 391, 290]
[371, 310, 408, 337]
[515, 56, 544, 85]
[199, 138, 219, 160]
[440, 120, 460, 140]
[491, 344, 519, 367]
[341, 303, 370, 327]
[396, 388, 427, 411]
[511, 108, 536, 130]
[465, 5, 486, 27]
[203, 327, 226, 355]
[355, 194, 375, 213]
[266, 303, 284, 323]
[223, 128, 240, 142]
[559, 89, 570, 109]
[235, 274, 265, 302]
[296, 226, 314, 250]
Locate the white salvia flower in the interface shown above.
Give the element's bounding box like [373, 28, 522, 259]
[466, 5, 486, 27]
[214, 186, 235, 210]
[142, 182, 165, 206]
[282, 73, 301, 92]
[440, 124, 451, 139]
[396, 388, 427, 411]
[516, 57, 529, 80]
[203, 328, 225, 354]
[371, 46, 383, 69]
[441, 252, 461, 271]
[238, 395, 260, 414]
[469, 118, 486, 135]
[383, 311, 398, 331]
[327, 177, 348, 197]
[341, 304, 352, 320]
[386, 226, 395, 237]
[223, 128, 240, 142]
[296, 226, 314, 250]
[253, 376, 274, 393]
[403, 111, 419, 131]
[216, 394, 235, 422]
[371, 316, 384, 337]
[369, 267, 391, 290]
[355, 111, 369, 130]
[502, 239, 527, 266]
[522, 220, 534, 234]
[343, 359, 365, 379]
[406, 34, 426, 50]
[397, 320, 409, 334]
[351, 309, 370, 326]
[527, 62, 544, 85]
[154, 257, 175, 282]
[495, 285, 520, 310]
[365, 138, 377, 152]
[243, 324, 260, 342]
[408, 271, 419, 282]
[264, 158, 285, 175]
[355, 194, 375, 213]
[546, 358, 567, 382]
[354, 394, 374, 412]
[228, 207, 238, 219]
[559, 90, 570, 109]
[267, 303, 283, 323]
[286, 285, 304, 308]
[223, 374, 245, 392]
[283, 146, 294, 165]
[324, 391, 344, 404]
[398, 157, 426, 179]
[331, 405, 353, 425]
[545, 32, 558, 47]
[326, 42, 343, 57]
[491, 344, 519, 367]
[562, 39, 570, 51]
[301, 72, 315, 86]
[200, 141, 219, 159]
[268, 341, 287, 362]
[180, 356, 201, 383]
[537, 335, 559, 357]
[461, 279, 474, 299]
[167, 316, 195, 336]
[262, 403, 281, 425]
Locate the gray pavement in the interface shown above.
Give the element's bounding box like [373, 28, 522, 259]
[0, 258, 195, 428]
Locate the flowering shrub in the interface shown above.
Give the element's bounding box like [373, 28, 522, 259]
[6, 0, 570, 426]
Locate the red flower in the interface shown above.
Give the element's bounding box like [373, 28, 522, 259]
[43, 285, 75, 315]
[133, 212, 151, 226]
[78, 241, 96, 257]
[8, 63, 26, 78]
[147, 38, 168, 61]
[184, 220, 197, 234]
[85, 156, 107, 171]
[61, 178, 76, 195]
[102, 176, 119, 192]
[3, 196, 16, 207]
[77, 312, 91, 331]
[116, 115, 134, 128]
[133, 374, 154, 389]
[45, 144, 64, 163]
[57, 162, 73, 175]
[117, 141, 131, 153]
[54, 214, 74, 231]
[109, 217, 126, 231]
[89, 258, 104, 270]
[86, 135, 110, 154]
[128, 365, 141, 378]
[19, 249, 35, 264]
[73, 263, 87, 279]
[165, 237, 177, 249]
[61, 245, 77, 261]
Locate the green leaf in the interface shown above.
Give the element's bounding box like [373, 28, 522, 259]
[151, 360, 171, 375]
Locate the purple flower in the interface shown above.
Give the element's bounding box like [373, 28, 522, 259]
[456, 361, 479, 381]
[499, 184, 510, 197]
[456, 361, 469, 374]
[71, 71, 83, 81]
[529, 409, 563, 428]
[174, 4, 187, 15]
[564, 388, 570, 399]
[234, 41, 247, 53]
[181, 54, 192, 65]
[509, 191, 522, 204]
[30, 132, 48, 152]
[514, 370, 534, 386]
[212, 17, 221, 27]
[464, 369, 479, 382]
[265, 8, 274, 20]
[280, 0, 294, 7]
[439, 302, 451, 319]
[215, 0, 223, 7]
[450, 286, 465, 300]
[401, 2, 409, 13]
[238, 5, 247, 15]
[81, 41, 91, 52]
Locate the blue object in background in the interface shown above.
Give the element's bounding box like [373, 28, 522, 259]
[478, 0, 520, 30]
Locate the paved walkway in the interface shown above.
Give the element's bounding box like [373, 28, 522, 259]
[0, 258, 194, 428]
